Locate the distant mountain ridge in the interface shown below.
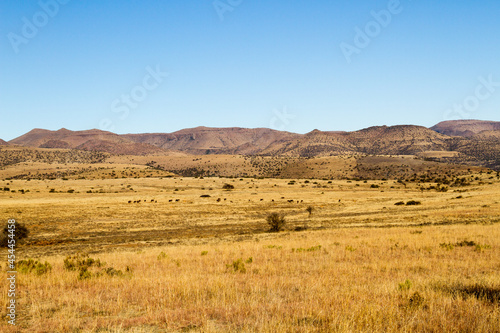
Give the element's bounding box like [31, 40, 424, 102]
[431, 120, 500, 137]
[6, 119, 500, 169]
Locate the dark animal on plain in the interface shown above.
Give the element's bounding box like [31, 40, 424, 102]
[217, 198, 221, 202]
[128, 201, 132, 204]
[175, 199, 180, 202]
[169, 199, 172, 202]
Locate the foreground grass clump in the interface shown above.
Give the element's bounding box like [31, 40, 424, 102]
[63, 253, 129, 280]
[0, 223, 498, 332]
[17, 259, 52, 275]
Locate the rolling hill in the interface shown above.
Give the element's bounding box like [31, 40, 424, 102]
[9, 128, 169, 155]
[7, 120, 500, 169]
[431, 120, 500, 137]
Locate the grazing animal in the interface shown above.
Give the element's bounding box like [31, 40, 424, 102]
[169, 199, 173, 202]
[175, 199, 180, 202]
[272, 199, 274, 202]
[217, 198, 221, 202]
[128, 200, 132, 204]
[143, 200, 146, 202]
[224, 198, 226, 201]
[260, 199, 263, 201]
[151, 199, 154, 202]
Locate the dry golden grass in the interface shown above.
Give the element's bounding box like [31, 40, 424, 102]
[1, 224, 499, 332]
[0, 168, 499, 332]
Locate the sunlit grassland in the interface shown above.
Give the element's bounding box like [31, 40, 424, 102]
[0, 175, 499, 332]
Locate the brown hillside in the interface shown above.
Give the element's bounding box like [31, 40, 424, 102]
[10, 128, 127, 147]
[75, 139, 168, 156]
[346, 125, 450, 155]
[9, 128, 171, 156]
[123, 126, 300, 154]
[0, 139, 8, 145]
[431, 119, 500, 137]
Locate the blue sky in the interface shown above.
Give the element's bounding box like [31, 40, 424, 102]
[1, 0, 500, 140]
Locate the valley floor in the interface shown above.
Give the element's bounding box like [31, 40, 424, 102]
[0, 175, 499, 332]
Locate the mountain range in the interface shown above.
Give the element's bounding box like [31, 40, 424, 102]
[3, 119, 500, 169]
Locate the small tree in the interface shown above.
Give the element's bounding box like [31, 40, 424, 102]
[306, 206, 314, 217]
[0, 222, 29, 248]
[267, 213, 286, 232]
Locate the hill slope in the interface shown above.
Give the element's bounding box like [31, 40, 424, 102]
[9, 128, 169, 155]
[123, 126, 300, 155]
[431, 120, 500, 137]
[8, 120, 500, 169]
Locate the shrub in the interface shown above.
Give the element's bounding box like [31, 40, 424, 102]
[222, 183, 234, 190]
[0, 222, 29, 248]
[406, 200, 421, 206]
[17, 259, 52, 275]
[266, 213, 286, 232]
[398, 279, 413, 291]
[440, 243, 454, 251]
[394, 201, 405, 206]
[306, 206, 314, 217]
[64, 253, 103, 271]
[157, 252, 168, 260]
[370, 184, 379, 188]
[226, 259, 246, 273]
[293, 245, 322, 253]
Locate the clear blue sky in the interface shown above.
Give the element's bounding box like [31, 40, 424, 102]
[1, 0, 500, 140]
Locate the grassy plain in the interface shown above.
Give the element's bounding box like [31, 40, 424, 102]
[0, 166, 499, 332]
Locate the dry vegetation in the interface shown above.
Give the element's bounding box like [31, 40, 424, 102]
[0, 153, 499, 332]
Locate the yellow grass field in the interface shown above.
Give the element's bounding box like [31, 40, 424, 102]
[1, 171, 499, 332]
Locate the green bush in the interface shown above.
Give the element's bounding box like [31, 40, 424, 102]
[17, 259, 52, 275]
